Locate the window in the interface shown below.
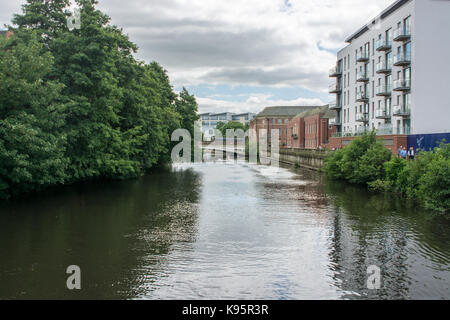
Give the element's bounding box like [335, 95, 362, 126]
[278, 119, 282, 125]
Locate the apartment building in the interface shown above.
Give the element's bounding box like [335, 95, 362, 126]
[199, 112, 255, 133]
[231, 112, 256, 127]
[329, 0, 450, 140]
[199, 112, 234, 133]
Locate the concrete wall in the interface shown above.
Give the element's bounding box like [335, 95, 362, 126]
[279, 149, 328, 170]
[412, 0, 450, 134]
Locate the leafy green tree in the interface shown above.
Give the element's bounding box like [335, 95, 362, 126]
[218, 121, 246, 136]
[0, 34, 68, 199]
[1, 0, 201, 199]
[12, 0, 71, 45]
[175, 87, 199, 137]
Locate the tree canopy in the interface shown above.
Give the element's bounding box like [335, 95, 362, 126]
[0, 0, 198, 199]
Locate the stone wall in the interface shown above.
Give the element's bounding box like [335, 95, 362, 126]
[278, 148, 328, 170]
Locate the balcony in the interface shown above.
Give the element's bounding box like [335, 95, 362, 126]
[393, 52, 411, 66]
[375, 108, 390, 119]
[393, 26, 411, 41]
[356, 50, 369, 62]
[355, 91, 369, 102]
[376, 38, 392, 51]
[329, 65, 342, 77]
[355, 112, 368, 123]
[329, 101, 341, 110]
[376, 61, 392, 74]
[393, 78, 411, 91]
[329, 83, 341, 94]
[377, 124, 393, 135]
[329, 117, 341, 126]
[376, 84, 391, 96]
[356, 71, 369, 82]
[393, 103, 411, 117]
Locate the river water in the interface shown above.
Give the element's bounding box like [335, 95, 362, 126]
[0, 161, 449, 299]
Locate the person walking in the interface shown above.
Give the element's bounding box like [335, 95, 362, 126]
[408, 146, 415, 161]
[401, 147, 407, 159]
[398, 145, 403, 158]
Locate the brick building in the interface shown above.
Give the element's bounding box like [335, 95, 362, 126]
[250, 106, 319, 147]
[286, 106, 338, 150]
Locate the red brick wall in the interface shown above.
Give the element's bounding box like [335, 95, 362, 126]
[251, 117, 294, 148]
[286, 117, 305, 149]
[326, 135, 408, 153]
[305, 114, 326, 149]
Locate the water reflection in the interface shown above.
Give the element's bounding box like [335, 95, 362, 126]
[0, 162, 448, 299]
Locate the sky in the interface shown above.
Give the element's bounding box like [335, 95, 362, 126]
[1, 0, 395, 114]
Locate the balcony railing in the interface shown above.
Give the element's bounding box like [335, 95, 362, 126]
[375, 108, 390, 119]
[376, 60, 392, 74]
[329, 65, 342, 77]
[356, 50, 369, 62]
[392, 103, 411, 117]
[376, 84, 392, 96]
[329, 101, 341, 110]
[329, 83, 341, 93]
[395, 126, 412, 135]
[377, 124, 393, 135]
[355, 112, 368, 122]
[355, 91, 369, 102]
[376, 38, 392, 51]
[393, 78, 411, 91]
[356, 71, 369, 82]
[329, 117, 341, 126]
[393, 25, 411, 41]
[393, 52, 411, 66]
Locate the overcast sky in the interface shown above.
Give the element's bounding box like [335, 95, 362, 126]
[1, 0, 394, 114]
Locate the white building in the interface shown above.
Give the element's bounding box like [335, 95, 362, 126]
[329, 0, 450, 137]
[199, 112, 255, 133]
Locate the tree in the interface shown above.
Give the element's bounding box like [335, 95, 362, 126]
[218, 121, 246, 136]
[0, 34, 68, 199]
[12, 0, 71, 45]
[175, 87, 199, 137]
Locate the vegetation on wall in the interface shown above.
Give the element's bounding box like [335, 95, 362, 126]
[0, 0, 199, 199]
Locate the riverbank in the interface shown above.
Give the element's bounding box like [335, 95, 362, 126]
[279, 148, 327, 171]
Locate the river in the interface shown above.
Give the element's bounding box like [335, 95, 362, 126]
[0, 161, 449, 299]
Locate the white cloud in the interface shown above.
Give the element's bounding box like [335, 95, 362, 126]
[2, 0, 395, 112]
[196, 94, 325, 114]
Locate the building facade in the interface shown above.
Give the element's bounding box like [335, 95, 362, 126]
[329, 0, 450, 139]
[199, 112, 255, 134]
[250, 106, 319, 147]
[286, 106, 338, 150]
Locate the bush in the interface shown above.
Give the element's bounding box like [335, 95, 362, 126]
[416, 143, 450, 212]
[324, 131, 390, 185]
[324, 135, 450, 213]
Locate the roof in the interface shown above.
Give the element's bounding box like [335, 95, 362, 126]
[293, 105, 336, 119]
[345, 0, 411, 43]
[256, 106, 319, 118]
